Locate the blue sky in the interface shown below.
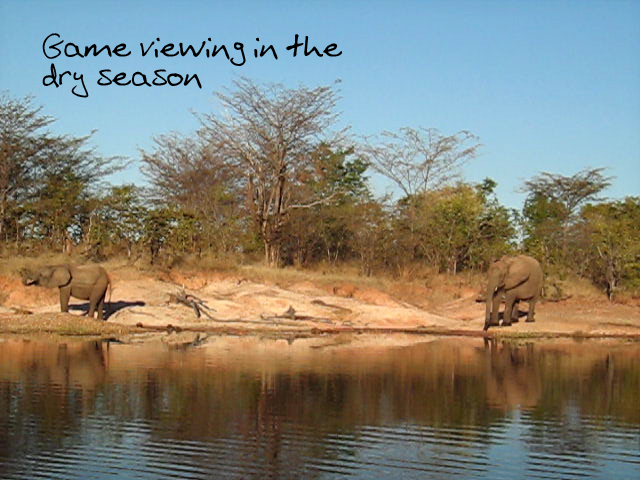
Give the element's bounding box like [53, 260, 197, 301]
[1, 0, 638, 208]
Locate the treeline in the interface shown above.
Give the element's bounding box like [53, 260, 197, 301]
[1, 81, 638, 299]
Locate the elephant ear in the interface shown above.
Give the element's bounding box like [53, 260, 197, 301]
[504, 259, 530, 290]
[42, 266, 72, 288]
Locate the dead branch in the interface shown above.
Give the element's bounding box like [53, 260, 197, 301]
[168, 289, 216, 319]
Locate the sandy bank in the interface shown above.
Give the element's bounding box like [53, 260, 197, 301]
[1, 267, 639, 342]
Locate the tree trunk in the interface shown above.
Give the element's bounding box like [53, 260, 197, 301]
[606, 261, 616, 301]
[265, 241, 280, 267]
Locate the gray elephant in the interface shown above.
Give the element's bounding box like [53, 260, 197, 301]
[484, 255, 543, 331]
[21, 264, 111, 320]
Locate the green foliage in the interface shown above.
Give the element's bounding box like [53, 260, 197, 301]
[375, 175, 515, 277]
[85, 185, 146, 259]
[521, 192, 568, 267]
[389, 180, 514, 275]
[281, 145, 374, 267]
[580, 197, 640, 299]
[0, 93, 123, 252]
[521, 168, 612, 271]
[348, 201, 392, 276]
[142, 207, 174, 265]
[519, 169, 639, 298]
[475, 180, 517, 267]
[312, 146, 371, 202]
[0, 93, 56, 243]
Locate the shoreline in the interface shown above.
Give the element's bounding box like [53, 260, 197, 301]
[2, 264, 640, 344]
[2, 315, 640, 344]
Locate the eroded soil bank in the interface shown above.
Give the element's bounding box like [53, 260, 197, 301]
[1, 266, 639, 344]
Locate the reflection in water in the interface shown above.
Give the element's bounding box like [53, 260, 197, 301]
[0, 336, 638, 479]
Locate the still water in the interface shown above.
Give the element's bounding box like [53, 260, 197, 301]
[0, 335, 638, 479]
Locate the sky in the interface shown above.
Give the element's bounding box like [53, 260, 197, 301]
[1, 0, 639, 209]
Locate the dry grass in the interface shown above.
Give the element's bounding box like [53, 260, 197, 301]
[545, 274, 606, 301]
[159, 252, 246, 272]
[0, 252, 79, 276]
[238, 264, 387, 290]
[0, 312, 138, 336]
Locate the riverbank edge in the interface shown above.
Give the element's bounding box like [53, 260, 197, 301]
[2, 315, 640, 344]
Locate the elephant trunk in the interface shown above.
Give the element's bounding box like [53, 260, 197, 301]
[484, 275, 499, 331]
[20, 269, 37, 286]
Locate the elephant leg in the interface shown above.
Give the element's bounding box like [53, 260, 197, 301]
[59, 286, 71, 313]
[511, 300, 520, 322]
[87, 291, 97, 318]
[526, 298, 537, 323]
[96, 296, 105, 320]
[485, 296, 499, 330]
[89, 288, 107, 320]
[502, 293, 517, 327]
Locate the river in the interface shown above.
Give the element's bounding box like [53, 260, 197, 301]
[1, 335, 638, 479]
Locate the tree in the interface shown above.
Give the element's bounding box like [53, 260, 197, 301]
[0, 93, 56, 242]
[312, 152, 371, 265]
[388, 180, 514, 275]
[412, 185, 482, 274]
[85, 185, 146, 259]
[280, 144, 371, 266]
[521, 192, 568, 266]
[581, 197, 640, 300]
[199, 78, 345, 266]
[474, 178, 517, 268]
[349, 201, 391, 276]
[363, 127, 481, 198]
[522, 168, 613, 217]
[140, 132, 244, 255]
[362, 127, 481, 273]
[521, 168, 613, 269]
[24, 164, 91, 250]
[0, 93, 124, 250]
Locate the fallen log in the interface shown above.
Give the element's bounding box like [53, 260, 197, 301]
[260, 305, 334, 324]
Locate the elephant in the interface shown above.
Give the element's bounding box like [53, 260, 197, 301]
[484, 255, 543, 331]
[21, 264, 111, 320]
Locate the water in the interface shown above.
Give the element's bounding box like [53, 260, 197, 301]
[0, 336, 638, 479]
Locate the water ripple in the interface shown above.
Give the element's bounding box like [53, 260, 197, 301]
[2, 339, 639, 479]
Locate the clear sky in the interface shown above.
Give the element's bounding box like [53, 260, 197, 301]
[1, 0, 638, 208]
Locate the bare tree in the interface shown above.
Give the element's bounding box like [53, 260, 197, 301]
[363, 127, 481, 198]
[199, 77, 345, 266]
[141, 132, 241, 209]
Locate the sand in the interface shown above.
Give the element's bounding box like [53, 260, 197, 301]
[1, 267, 639, 343]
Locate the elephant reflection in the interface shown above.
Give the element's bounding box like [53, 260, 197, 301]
[484, 340, 541, 409]
[0, 339, 110, 389]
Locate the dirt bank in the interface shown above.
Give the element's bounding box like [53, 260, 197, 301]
[1, 266, 639, 342]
